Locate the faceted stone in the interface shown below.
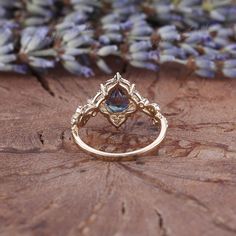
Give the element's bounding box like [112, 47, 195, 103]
[106, 87, 129, 113]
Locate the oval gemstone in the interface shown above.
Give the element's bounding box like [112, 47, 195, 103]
[106, 87, 129, 113]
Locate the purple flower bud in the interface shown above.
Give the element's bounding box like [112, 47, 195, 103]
[61, 54, 75, 61]
[106, 33, 123, 43]
[196, 58, 216, 70]
[29, 56, 55, 68]
[24, 17, 48, 26]
[22, 27, 50, 53]
[63, 59, 93, 76]
[97, 45, 118, 57]
[131, 26, 153, 36]
[74, 5, 94, 14]
[102, 24, 120, 31]
[64, 48, 89, 56]
[223, 68, 236, 78]
[0, 64, 27, 73]
[162, 47, 185, 58]
[120, 21, 132, 31]
[195, 69, 215, 78]
[216, 28, 234, 37]
[158, 25, 176, 34]
[210, 10, 226, 22]
[129, 13, 147, 23]
[159, 42, 174, 50]
[112, 0, 130, 8]
[129, 41, 152, 53]
[224, 44, 236, 52]
[80, 66, 94, 78]
[131, 50, 159, 61]
[114, 5, 136, 15]
[101, 13, 120, 24]
[0, 54, 16, 63]
[0, 27, 12, 46]
[67, 35, 93, 48]
[0, 43, 14, 54]
[155, 5, 172, 14]
[159, 31, 180, 41]
[99, 35, 110, 45]
[64, 11, 87, 24]
[148, 51, 159, 61]
[224, 60, 236, 68]
[214, 37, 230, 47]
[181, 44, 199, 57]
[56, 22, 77, 32]
[159, 55, 176, 63]
[202, 47, 218, 58]
[96, 58, 112, 74]
[13, 65, 28, 74]
[185, 31, 212, 44]
[63, 25, 87, 42]
[130, 60, 159, 71]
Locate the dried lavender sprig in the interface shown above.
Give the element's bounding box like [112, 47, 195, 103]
[123, 16, 236, 78]
[0, 0, 236, 79]
[99, 0, 236, 77]
[18, 21, 236, 78]
[19, 26, 55, 69]
[0, 27, 27, 73]
[20, 0, 59, 26]
[54, 0, 101, 77]
[145, 0, 236, 29]
[0, 0, 59, 27]
[152, 24, 236, 77]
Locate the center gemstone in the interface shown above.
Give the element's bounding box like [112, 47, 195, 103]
[106, 87, 129, 113]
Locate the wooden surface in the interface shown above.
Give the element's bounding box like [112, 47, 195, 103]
[0, 66, 236, 236]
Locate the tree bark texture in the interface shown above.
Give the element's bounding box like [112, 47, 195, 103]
[0, 66, 236, 236]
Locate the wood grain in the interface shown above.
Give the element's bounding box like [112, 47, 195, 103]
[0, 65, 236, 236]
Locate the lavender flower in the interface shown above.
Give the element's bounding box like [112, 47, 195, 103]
[63, 59, 94, 77]
[148, 0, 236, 29]
[20, 26, 55, 69]
[0, 0, 235, 79]
[22, 0, 57, 26]
[0, 27, 27, 73]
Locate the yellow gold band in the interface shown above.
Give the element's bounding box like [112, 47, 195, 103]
[72, 114, 167, 158]
[71, 72, 168, 159]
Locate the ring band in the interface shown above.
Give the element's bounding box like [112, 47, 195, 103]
[71, 73, 168, 159]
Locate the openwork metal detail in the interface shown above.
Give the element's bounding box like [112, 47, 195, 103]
[71, 72, 168, 159]
[71, 72, 166, 128]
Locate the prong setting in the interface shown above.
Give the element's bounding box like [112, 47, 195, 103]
[72, 72, 163, 128]
[71, 73, 168, 158]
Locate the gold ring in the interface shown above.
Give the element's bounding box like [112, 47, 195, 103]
[71, 72, 168, 159]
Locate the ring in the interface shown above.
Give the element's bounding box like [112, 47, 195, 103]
[71, 72, 168, 159]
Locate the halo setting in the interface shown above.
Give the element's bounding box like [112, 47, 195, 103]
[71, 72, 168, 159]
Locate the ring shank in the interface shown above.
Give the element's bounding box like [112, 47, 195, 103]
[72, 115, 168, 158]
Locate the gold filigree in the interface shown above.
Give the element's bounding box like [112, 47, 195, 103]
[73, 72, 165, 128]
[71, 72, 168, 158]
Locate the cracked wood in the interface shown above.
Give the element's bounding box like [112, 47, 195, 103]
[0, 66, 236, 236]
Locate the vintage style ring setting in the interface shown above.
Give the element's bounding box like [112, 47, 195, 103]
[71, 73, 168, 158]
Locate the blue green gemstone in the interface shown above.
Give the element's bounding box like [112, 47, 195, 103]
[106, 87, 129, 113]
